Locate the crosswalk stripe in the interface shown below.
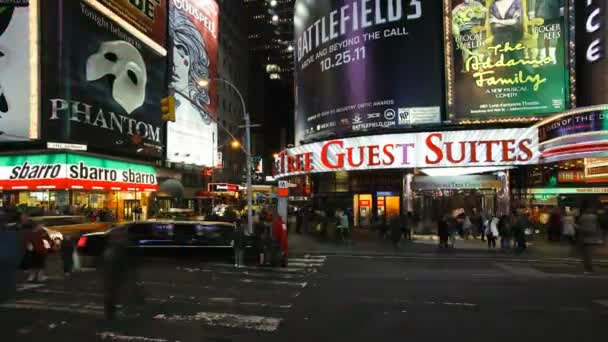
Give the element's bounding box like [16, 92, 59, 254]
[0, 299, 104, 316]
[153, 312, 282, 332]
[240, 278, 308, 288]
[97, 332, 168, 342]
[16, 283, 45, 292]
[594, 300, 608, 308]
[30, 289, 294, 310]
[175, 267, 305, 279]
[288, 258, 326, 263]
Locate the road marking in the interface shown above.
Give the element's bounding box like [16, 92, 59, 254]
[175, 267, 304, 279]
[31, 289, 294, 310]
[16, 283, 45, 292]
[594, 300, 608, 308]
[205, 263, 312, 273]
[0, 299, 103, 316]
[153, 312, 282, 332]
[442, 302, 477, 307]
[97, 332, 168, 342]
[285, 262, 324, 267]
[496, 263, 548, 278]
[240, 278, 308, 288]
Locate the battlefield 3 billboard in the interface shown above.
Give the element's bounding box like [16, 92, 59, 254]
[294, 0, 445, 144]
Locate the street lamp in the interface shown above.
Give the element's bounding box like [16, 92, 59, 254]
[198, 78, 255, 235]
[230, 140, 241, 149]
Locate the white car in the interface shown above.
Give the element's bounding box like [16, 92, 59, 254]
[42, 227, 63, 251]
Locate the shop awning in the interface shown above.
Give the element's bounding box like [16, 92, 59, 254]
[158, 178, 184, 198]
[0, 153, 158, 192]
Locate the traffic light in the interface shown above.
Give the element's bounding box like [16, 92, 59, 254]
[161, 96, 176, 122]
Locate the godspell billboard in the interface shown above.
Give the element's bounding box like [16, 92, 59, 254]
[445, 0, 569, 122]
[167, 0, 219, 167]
[294, 0, 445, 144]
[41, 0, 166, 157]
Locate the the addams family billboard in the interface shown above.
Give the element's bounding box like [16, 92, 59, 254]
[445, 0, 569, 122]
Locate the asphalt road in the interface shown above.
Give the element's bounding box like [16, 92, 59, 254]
[2, 251, 608, 342]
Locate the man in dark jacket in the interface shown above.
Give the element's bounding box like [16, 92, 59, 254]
[233, 220, 246, 268]
[389, 214, 403, 251]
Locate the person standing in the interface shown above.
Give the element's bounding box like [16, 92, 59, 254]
[404, 212, 413, 241]
[272, 212, 288, 267]
[598, 206, 608, 244]
[576, 205, 599, 273]
[486, 215, 500, 249]
[512, 209, 528, 253]
[22, 216, 52, 282]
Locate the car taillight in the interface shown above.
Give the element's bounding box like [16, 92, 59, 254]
[77, 236, 87, 248]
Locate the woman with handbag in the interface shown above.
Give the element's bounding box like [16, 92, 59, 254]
[22, 215, 52, 282]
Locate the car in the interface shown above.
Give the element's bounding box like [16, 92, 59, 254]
[31, 216, 111, 234]
[42, 227, 63, 251]
[76, 220, 251, 268]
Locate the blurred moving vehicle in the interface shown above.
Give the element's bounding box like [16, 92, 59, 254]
[31, 216, 111, 234]
[41, 227, 63, 251]
[76, 220, 251, 268]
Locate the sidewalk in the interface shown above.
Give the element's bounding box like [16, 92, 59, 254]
[288, 231, 608, 262]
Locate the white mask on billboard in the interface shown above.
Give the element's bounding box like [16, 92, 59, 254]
[86, 41, 147, 114]
[0, 47, 7, 114]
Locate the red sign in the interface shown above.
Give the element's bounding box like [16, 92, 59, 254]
[359, 200, 371, 207]
[208, 183, 239, 192]
[278, 188, 289, 197]
[378, 199, 385, 207]
[558, 170, 586, 183]
[201, 168, 213, 177]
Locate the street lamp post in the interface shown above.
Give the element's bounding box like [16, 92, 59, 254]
[195, 78, 254, 235]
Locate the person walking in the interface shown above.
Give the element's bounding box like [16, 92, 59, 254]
[336, 209, 350, 243]
[438, 215, 449, 249]
[511, 209, 528, 253]
[103, 227, 144, 320]
[60, 235, 75, 277]
[389, 214, 402, 251]
[486, 215, 500, 249]
[598, 206, 608, 244]
[499, 214, 512, 250]
[576, 205, 599, 273]
[404, 212, 413, 241]
[562, 209, 576, 245]
[22, 216, 52, 282]
[448, 215, 458, 248]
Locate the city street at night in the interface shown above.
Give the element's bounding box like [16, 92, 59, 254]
[3, 244, 608, 342]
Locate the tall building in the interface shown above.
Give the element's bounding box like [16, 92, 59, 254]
[245, 0, 295, 173]
[214, 0, 249, 184]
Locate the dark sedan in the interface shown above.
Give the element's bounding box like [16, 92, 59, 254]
[76, 220, 248, 268]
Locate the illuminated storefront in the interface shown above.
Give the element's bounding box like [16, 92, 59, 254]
[0, 152, 158, 221]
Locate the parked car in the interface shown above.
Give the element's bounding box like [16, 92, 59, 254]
[76, 220, 251, 268]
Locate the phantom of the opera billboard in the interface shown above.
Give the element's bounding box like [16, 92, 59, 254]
[167, 0, 219, 166]
[0, 2, 36, 141]
[276, 127, 539, 177]
[294, 0, 445, 144]
[445, 0, 569, 122]
[41, 0, 166, 157]
[575, 0, 607, 107]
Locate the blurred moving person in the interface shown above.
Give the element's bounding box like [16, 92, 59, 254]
[576, 205, 599, 274]
[103, 228, 144, 320]
[22, 215, 52, 282]
[60, 235, 75, 277]
[486, 215, 499, 249]
[272, 211, 288, 267]
[233, 218, 246, 268]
